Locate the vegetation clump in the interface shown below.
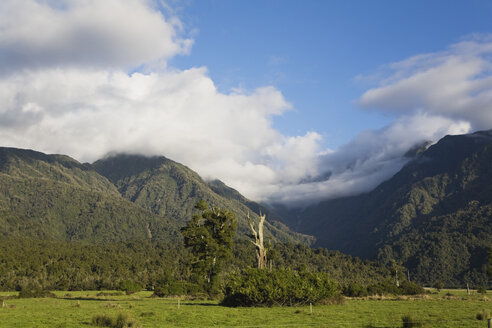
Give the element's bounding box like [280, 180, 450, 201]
[92, 312, 140, 328]
[181, 201, 237, 295]
[118, 280, 141, 295]
[401, 314, 425, 327]
[17, 286, 55, 299]
[221, 268, 339, 307]
[476, 309, 491, 321]
[342, 280, 424, 297]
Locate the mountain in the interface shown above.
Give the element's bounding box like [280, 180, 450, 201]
[0, 147, 179, 243]
[93, 154, 313, 245]
[0, 147, 311, 245]
[282, 130, 492, 287]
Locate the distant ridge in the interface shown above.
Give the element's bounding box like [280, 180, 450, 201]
[279, 129, 492, 286]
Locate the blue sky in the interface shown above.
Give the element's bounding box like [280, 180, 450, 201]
[0, 0, 491, 204]
[170, 0, 492, 149]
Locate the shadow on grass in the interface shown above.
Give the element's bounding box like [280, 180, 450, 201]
[59, 297, 122, 302]
[181, 302, 220, 306]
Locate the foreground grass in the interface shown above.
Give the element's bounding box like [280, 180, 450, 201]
[0, 290, 490, 327]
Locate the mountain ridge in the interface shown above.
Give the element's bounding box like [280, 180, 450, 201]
[0, 147, 312, 245]
[278, 129, 492, 286]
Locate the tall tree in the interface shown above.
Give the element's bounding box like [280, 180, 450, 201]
[181, 200, 237, 292]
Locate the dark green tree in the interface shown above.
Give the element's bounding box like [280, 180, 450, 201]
[181, 201, 237, 293]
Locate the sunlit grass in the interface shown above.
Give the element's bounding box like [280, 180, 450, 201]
[0, 289, 490, 327]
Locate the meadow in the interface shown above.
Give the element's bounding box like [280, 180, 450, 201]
[0, 290, 491, 328]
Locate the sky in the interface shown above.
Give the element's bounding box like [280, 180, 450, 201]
[0, 0, 491, 206]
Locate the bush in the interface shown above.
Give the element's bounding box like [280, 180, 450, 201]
[477, 286, 487, 294]
[118, 280, 141, 295]
[347, 280, 425, 297]
[399, 281, 424, 295]
[114, 313, 140, 328]
[432, 280, 444, 291]
[92, 313, 140, 328]
[221, 268, 339, 307]
[476, 309, 491, 320]
[18, 286, 55, 298]
[401, 315, 424, 327]
[342, 283, 368, 297]
[92, 314, 114, 327]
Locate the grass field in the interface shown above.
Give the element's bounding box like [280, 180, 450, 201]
[0, 290, 491, 327]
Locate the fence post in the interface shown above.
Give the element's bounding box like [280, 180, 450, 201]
[309, 303, 312, 314]
[487, 318, 491, 328]
[178, 299, 180, 310]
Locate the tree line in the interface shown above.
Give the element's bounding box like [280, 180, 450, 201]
[0, 201, 432, 305]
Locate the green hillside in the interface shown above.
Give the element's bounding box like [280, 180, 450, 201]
[0, 147, 310, 245]
[0, 148, 179, 243]
[93, 154, 314, 245]
[287, 130, 492, 287]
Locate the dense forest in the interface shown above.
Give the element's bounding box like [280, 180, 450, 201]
[0, 237, 400, 293]
[0, 130, 490, 296]
[278, 130, 492, 287]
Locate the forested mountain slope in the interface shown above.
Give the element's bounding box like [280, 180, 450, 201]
[0, 148, 179, 243]
[93, 154, 313, 245]
[0, 147, 311, 245]
[286, 130, 492, 286]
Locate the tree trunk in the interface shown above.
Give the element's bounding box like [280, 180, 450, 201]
[248, 213, 267, 269]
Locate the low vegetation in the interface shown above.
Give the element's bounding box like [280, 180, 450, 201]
[222, 268, 339, 306]
[92, 312, 140, 328]
[0, 290, 490, 327]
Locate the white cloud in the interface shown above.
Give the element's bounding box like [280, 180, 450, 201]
[265, 114, 470, 205]
[0, 67, 324, 201]
[359, 37, 492, 130]
[0, 0, 192, 73]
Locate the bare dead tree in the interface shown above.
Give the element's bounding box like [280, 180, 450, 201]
[248, 212, 267, 269]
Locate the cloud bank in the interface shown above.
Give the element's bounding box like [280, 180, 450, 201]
[359, 36, 492, 130]
[0, 0, 192, 73]
[0, 1, 489, 205]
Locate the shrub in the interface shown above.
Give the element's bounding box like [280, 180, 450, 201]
[18, 286, 55, 298]
[432, 280, 444, 291]
[118, 280, 141, 295]
[114, 313, 140, 328]
[399, 281, 424, 295]
[342, 283, 368, 297]
[477, 286, 487, 295]
[476, 309, 491, 320]
[221, 268, 339, 307]
[92, 313, 140, 328]
[401, 314, 424, 327]
[92, 314, 114, 327]
[341, 279, 425, 297]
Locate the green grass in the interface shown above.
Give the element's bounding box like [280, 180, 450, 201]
[0, 290, 490, 327]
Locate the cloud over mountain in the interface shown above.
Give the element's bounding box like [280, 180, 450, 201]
[0, 1, 488, 205]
